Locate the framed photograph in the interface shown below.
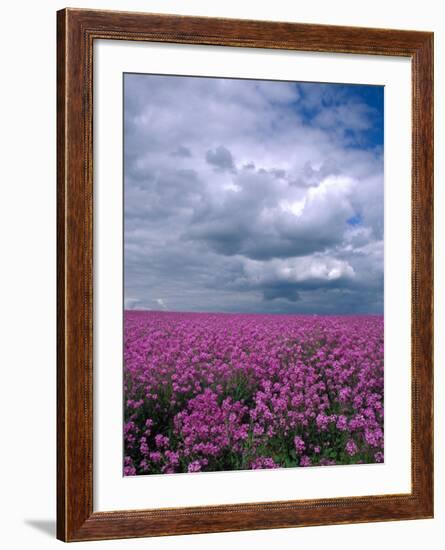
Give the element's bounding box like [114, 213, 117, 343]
[57, 8, 433, 542]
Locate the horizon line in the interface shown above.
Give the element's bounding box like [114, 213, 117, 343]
[124, 309, 383, 317]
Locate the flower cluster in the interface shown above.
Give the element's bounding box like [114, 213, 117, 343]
[124, 311, 384, 475]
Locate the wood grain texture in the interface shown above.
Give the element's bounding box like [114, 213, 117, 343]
[57, 8, 434, 542]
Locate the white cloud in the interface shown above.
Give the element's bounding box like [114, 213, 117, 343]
[243, 256, 355, 285]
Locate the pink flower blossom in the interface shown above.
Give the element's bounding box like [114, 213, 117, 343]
[345, 439, 358, 456]
[123, 311, 384, 475]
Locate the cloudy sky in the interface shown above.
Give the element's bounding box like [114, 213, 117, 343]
[124, 73, 383, 315]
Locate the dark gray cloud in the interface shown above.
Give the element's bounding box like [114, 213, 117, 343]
[124, 74, 383, 314]
[170, 145, 192, 158]
[205, 145, 236, 173]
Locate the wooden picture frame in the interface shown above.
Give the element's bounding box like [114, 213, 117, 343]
[57, 8, 434, 542]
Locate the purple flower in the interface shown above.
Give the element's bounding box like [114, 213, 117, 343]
[374, 451, 384, 463]
[251, 457, 279, 469]
[345, 439, 358, 456]
[155, 434, 170, 449]
[123, 311, 384, 475]
[188, 460, 202, 473]
[315, 413, 329, 431]
[123, 456, 136, 476]
[294, 436, 306, 455]
[300, 455, 311, 467]
[149, 451, 162, 463]
[336, 415, 348, 431]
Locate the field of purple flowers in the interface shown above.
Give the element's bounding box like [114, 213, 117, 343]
[124, 311, 383, 475]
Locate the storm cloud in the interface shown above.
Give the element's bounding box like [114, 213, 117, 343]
[124, 74, 384, 314]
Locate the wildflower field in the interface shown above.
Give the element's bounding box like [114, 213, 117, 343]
[124, 311, 384, 475]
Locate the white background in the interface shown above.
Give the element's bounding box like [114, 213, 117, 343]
[1, 0, 442, 548]
[95, 41, 411, 510]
